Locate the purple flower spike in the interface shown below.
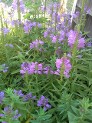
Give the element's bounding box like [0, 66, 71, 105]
[24, 93, 36, 101]
[1, 106, 21, 121]
[13, 110, 21, 120]
[0, 114, 5, 117]
[5, 44, 14, 48]
[0, 92, 4, 104]
[1, 64, 8, 73]
[55, 57, 72, 78]
[20, 62, 43, 75]
[24, 25, 29, 33]
[2, 28, 10, 35]
[14, 90, 24, 97]
[23, 21, 33, 33]
[30, 39, 44, 51]
[24, 93, 32, 101]
[72, 11, 80, 19]
[37, 95, 51, 111]
[68, 30, 85, 49]
[11, 20, 20, 27]
[52, 36, 57, 43]
[86, 42, 92, 47]
[44, 31, 48, 38]
[12, 0, 25, 13]
[37, 23, 42, 28]
[43, 66, 54, 74]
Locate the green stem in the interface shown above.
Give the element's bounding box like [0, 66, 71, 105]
[17, 0, 21, 22]
[44, 0, 47, 18]
[77, 0, 86, 32]
[25, 73, 30, 91]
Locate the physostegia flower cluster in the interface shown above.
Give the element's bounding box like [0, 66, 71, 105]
[68, 30, 85, 49]
[30, 39, 44, 51]
[37, 95, 51, 111]
[20, 62, 54, 75]
[55, 57, 72, 78]
[12, 0, 25, 13]
[0, 90, 51, 112]
[0, 106, 21, 122]
[20, 56, 72, 78]
[20, 62, 43, 75]
[24, 21, 42, 34]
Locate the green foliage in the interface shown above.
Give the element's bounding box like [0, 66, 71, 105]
[31, 108, 52, 123]
[3, 88, 28, 118]
[68, 98, 92, 123]
[0, 0, 92, 123]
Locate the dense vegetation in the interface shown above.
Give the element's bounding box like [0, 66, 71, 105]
[0, 0, 92, 123]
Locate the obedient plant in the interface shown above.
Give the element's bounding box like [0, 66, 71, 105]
[37, 95, 51, 111]
[12, 0, 25, 13]
[0, 88, 51, 123]
[20, 58, 72, 79]
[0, 0, 92, 123]
[5, 43, 14, 48]
[20, 62, 43, 75]
[30, 39, 44, 51]
[0, 106, 21, 123]
[2, 27, 10, 35]
[55, 56, 72, 78]
[68, 30, 85, 49]
[0, 64, 9, 73]
[0, 91, 4, 104]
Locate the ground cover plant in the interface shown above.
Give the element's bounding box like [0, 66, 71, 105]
[0, 0, 92, 123]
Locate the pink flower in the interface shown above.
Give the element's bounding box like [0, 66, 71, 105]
[68, 30, 78, 48]
[55, 57, 72, 78]
[52, 36, 57, 43]
[34, 63, 43, 74]
[55, 59, 62, 69]
[68, 30, 85, 49]
[43, 66, 54, 74]
[78, 38, 85, 49]
[30, 39, 44, 51]
[20, 62, 43, 75]
[44, 31, 48, 38]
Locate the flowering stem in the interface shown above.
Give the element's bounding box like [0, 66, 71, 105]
[51, 5, 53, 28]
[43, 0, 47, 29]
[60, 70, 63, 82]
[0, 15, 4, 41]
[77, 0, 86, 32]
[55, 13, 57, 33]
[25, 73, 30, 91]
[80, 0, 86, 32]
[17, 0, 21, 22]
[54, 41, 58, 56]
[72, 39, 78, 66]
[60, 59, 65, 82]
[55, 6, 58, 33]
[44, 0, 46, 18]
[35, 75, 39, 95]
[3, 35, 9, 64]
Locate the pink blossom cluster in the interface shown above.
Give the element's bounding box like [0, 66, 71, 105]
[43, 66, 54, 74]
[20, 57, 72, 78]
[68, 30, 85, 49]
[24, 21, 42, 33]
[51, 31, 65, 43]
[20, 62, 43, 75]
[55, 57, 72, 78]
[30, 39, 44, 51]
[20, 62, 54, 75]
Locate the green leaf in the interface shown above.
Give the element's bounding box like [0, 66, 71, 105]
[68, 111, 78, 123]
